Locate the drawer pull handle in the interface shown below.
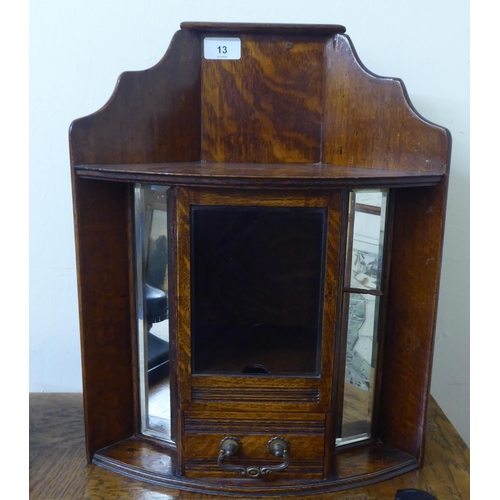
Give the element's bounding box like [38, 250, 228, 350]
[217, 436, 291, 478]
[218, 437, 246, 475]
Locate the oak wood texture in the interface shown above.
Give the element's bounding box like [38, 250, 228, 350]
[74, 162, 443, 188]
[201, 35, 325, 164]
[29, 393, 470, 499]
[69, 21, 452, 495]
[70, 24, 449, 175]
[322, 36, 450, 173]
[69, 29, 201, 165]
[183, 412, 326, 479]
[70, 177, 136, 460]
[379, 182, 450, 464]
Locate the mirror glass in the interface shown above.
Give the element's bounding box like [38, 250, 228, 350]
[191, 206, 327, 375]
[340, 292, 381, 442]
[135, 184, 172, 441]
[337, 189, 388, 446]
[346, 190, 386, 291]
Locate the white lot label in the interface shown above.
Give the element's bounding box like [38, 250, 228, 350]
[204, 37, 241, 60]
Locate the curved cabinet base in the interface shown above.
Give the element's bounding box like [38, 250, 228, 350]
[93, 438, 418, 497]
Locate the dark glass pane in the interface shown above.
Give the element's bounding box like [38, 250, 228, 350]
[191, 206, 326, 375]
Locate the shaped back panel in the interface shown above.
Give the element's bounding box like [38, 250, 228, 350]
[201, 35, 326, 164]
[322, 35, 450, 173]
[70, 29, 201, 166]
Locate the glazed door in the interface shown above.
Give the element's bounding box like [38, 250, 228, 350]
[172, 187, 342, 478]
[174, 188, 342, 415]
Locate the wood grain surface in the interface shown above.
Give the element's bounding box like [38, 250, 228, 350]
[379, 183, 449, 464]
[69, 29, 201, 166]
[74, 162, 444, 189]
[201, 35, 325, 164]
[70, 177, 136, 460]
[322, 35, 450, 173]
[29, 393, 469, 499]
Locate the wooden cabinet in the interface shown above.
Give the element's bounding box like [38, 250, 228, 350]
[70, 22, 451, 496]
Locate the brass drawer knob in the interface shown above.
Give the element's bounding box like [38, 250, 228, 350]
[217, 436, 291, 478]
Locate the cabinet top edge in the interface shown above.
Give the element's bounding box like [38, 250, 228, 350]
[180, 22, 347, 36]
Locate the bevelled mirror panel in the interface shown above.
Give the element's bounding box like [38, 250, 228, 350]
[338, 189, 388, 446]
[135, 184, 173, 442]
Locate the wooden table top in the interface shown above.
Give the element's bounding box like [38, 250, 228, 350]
[29, 393, 469, 499]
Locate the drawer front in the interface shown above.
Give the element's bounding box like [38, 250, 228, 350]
[183, 411, 326, 479]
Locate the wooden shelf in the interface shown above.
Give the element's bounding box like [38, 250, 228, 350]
[93, 438, 417, 496]
[74, 162, 443, 188]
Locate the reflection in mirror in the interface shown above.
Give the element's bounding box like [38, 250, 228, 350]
[346, 190, 387, 291]
[135, 184, 172, 441]
[339, 293, 381, 443]
[337, 189, 387, 446]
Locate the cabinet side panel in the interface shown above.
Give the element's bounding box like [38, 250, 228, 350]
[72, 176, 135, 460]
[201, 34, 325, 163]
[379, 181, 448, 462]
[69, 29, 201, 165]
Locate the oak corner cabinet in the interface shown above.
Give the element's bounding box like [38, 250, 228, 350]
[69, 22, 451, 497]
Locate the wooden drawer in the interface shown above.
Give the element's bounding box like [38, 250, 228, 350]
[183, 411, 326, 479]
